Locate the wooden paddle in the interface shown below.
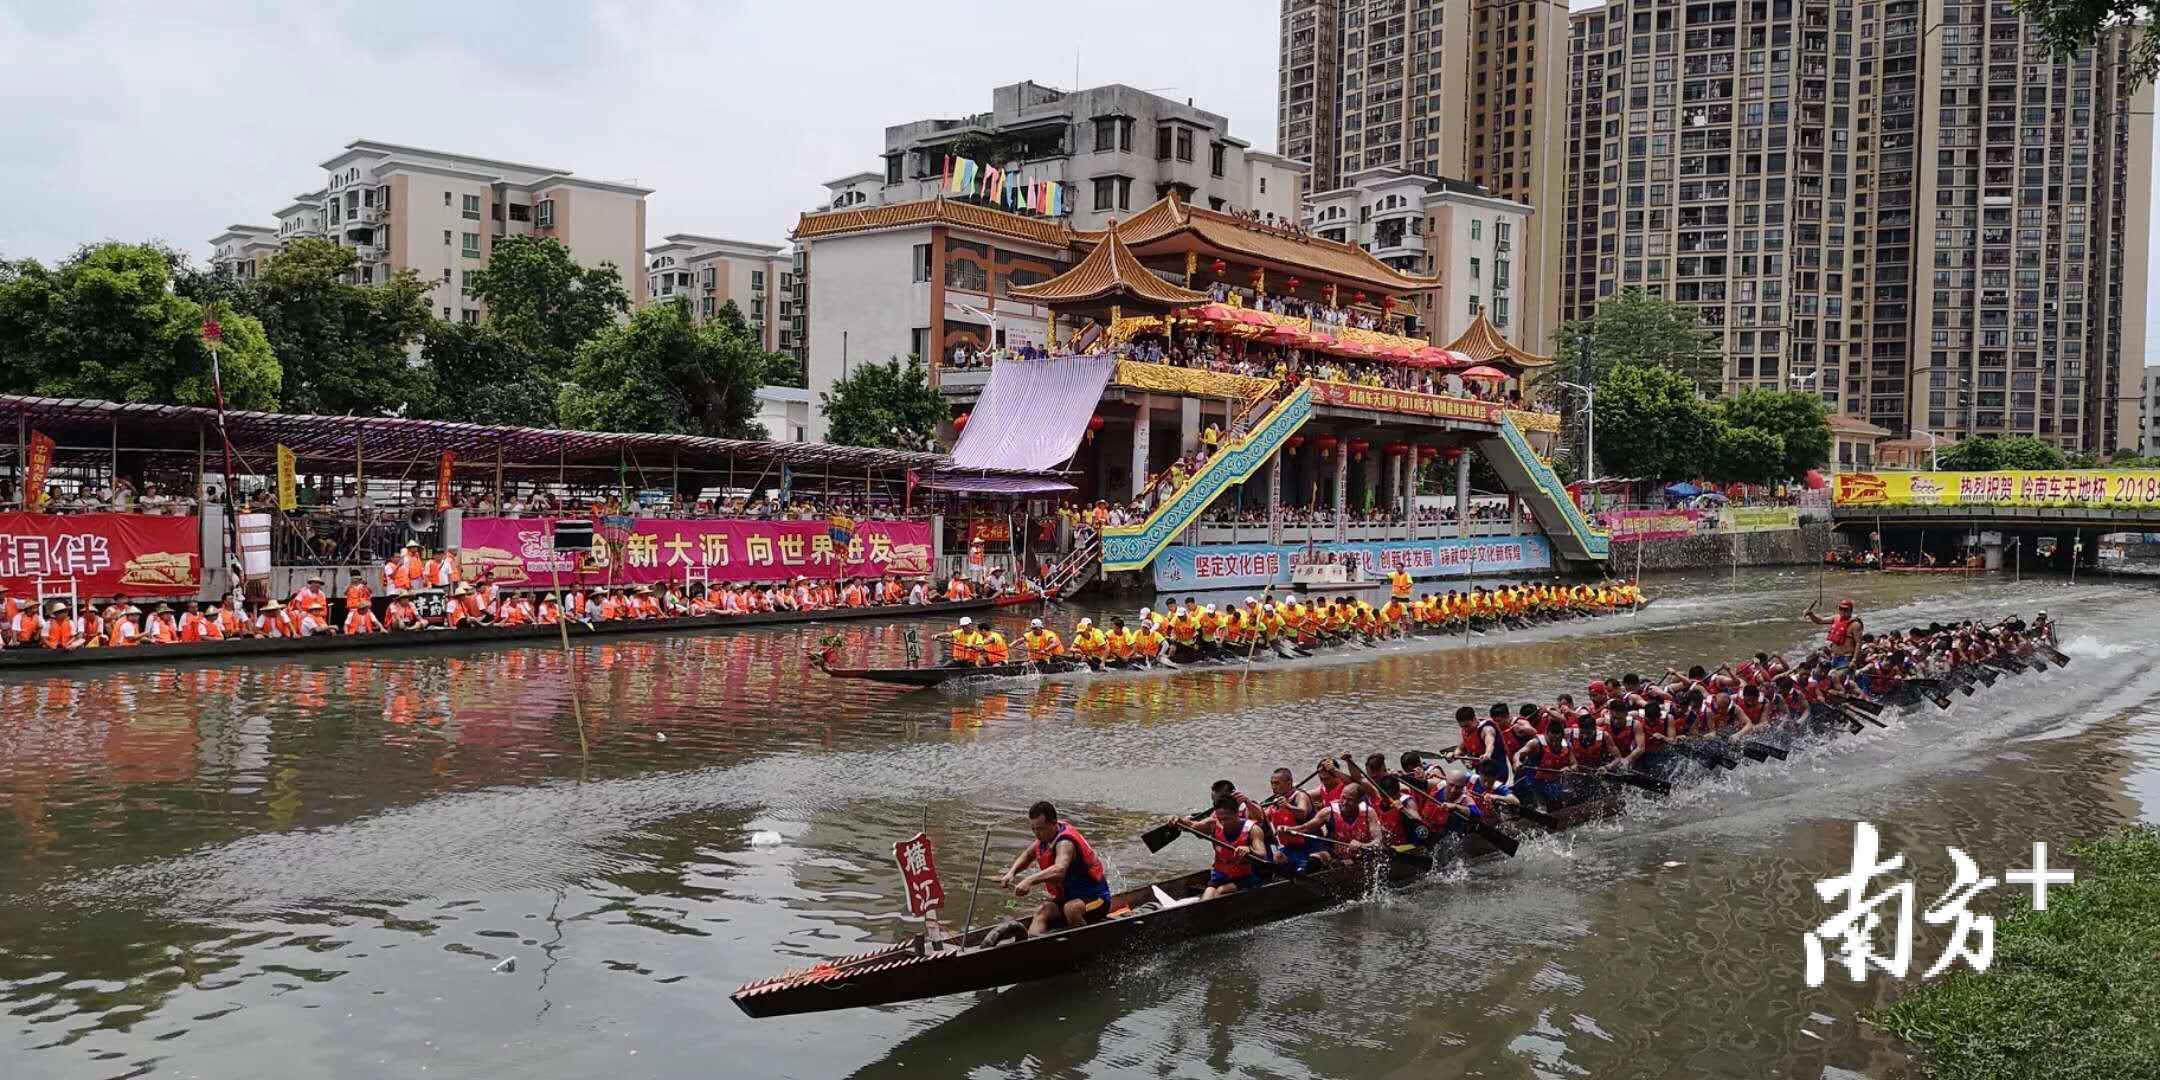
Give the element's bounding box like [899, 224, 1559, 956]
[1829, 699, 1887, 729]
[2038, 643, 2071, 667]
[1140, 766, 1322, 853]
[1663, 738, 1741, 770]
[1359, 763, 1520, 857]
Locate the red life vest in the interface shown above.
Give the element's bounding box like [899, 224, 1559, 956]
[1329, 804, 1371, 845]
[1736, 698, 1765, 725]
[1828, 614, 1856, 648]
[1572, 728, 1612, 769]
[1609, 716, 1637, 757]
[1211, 819, 1255, 879]
[1265, 798, 1311, 850]
[1032, 821, 1107, 902]
[1371, 798, 1406, 845]
[1317, 779, 1347, 807]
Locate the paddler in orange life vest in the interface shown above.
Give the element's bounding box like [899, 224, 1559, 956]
[995, 801, 1112, 939]
[1804, 598, 1864, 668]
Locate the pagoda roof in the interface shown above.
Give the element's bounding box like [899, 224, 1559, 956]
[1078, 194, 1441, 295]
[1007, 222, 1210, 307]
[791, 196, 1073, 248]
[1442, 311, 1553, 369]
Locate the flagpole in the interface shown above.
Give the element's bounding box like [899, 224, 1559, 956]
[205, 315, 242, 600]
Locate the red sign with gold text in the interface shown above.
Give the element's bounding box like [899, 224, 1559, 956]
[1306, 380, 1505, 424]
[23, 430, 55, 512]
[893, 832, 947, 916]
[0, 513, 203, 597]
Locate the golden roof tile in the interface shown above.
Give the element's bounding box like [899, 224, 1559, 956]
[792, 197, 1073, 247]
[1008, 224, 1211, 307]
[1442, 311, 1553, 369]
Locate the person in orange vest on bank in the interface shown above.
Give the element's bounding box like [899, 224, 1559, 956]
[385, 595, 423, 631]
[383, 541, 425, 595]
[344, 597, 385, 634]
[105, 603, 142, 647]
[252, 599, 289, 639]
[178, 601, 219, 642]
[0, 583, 19, 627]
[497, 594, 534, 626]
[40, 602, 80, 651]
[7, 596, 41, 646]
[290, 600, 330, 637]
[536, 593, 563, 625]
[291, 575, 330, 620]
[424, 547, 461, 590]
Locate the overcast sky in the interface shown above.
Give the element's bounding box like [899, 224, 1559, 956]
[3, 0, 2156, 368]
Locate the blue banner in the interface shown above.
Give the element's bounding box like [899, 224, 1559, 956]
[1153, 535, 1554, 592]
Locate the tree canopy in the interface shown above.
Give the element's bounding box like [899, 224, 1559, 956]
[1717, 388, 1832, 479]
[1589, 362, 1718, 482]
[556, 300, 769, 439]
[415, 320, 559, 428]
[1550, 287, 1721, 395]
[465, 236, 629, 366]
[2016, 0, 2160, 86]
[247, 238, 434, 415]
[819, 356, 946, 450]
[1937, 435, 2071, 471]
[1711, 421, 1787, 486]
[0, 243, 280, 409]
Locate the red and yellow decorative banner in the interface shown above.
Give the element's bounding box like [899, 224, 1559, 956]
[22, 430, 55, 512]
[1833, 470, 2160, 509]
[0, 512, 202, 596]
[1306, 380, 1505, 425]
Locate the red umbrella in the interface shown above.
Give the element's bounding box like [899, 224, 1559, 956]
[1234, 308, 1272, 327]
[1265, 326, 1309, 347]
[1805, 468, 1827, 490]
[1459, 365, 1510, 381]
[1192, 303, 1239, 324]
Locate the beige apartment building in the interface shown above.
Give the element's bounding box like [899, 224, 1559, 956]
[211, 139, 651, 324]
[1563, 0, 2151, 452]
[1306, 168, 1533, 346]
[1278, 0, 1566, 352]
[645, 235, 801, 358]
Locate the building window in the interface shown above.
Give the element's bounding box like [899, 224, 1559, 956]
[443, 229, 452, 246]
[1118, 118, 1134, 151]
[752, 298, 764, 318]
[1470, 257, 1481, 280]
[460, 309, 479, 324]
[1094, 117, 1118, 151]
[1259, 177, 1267, 194]
[885, 155, 903, 184]
[443, 191, 452, 206]
[1494, 297, 1509, 327]
[461, 232, 481, 258]
[1210, 143, 1225, 177]
[1117, 177, 1132, 210]
[461, 270, 477, 295]
[751, 270, 765, 292]
[1469, 295, 1481, 315]
[535, 199, 554, 227]
[443, 307, 452, 319]
[461, 194, 481, 219]
[1093, 177, 1116, 211]
[1495, 259, 1510, 290]
[508, 203, 530, 222]
[1156, 126, 1173, 160]
[1176, 128, 1194, 162]
[702, 297, 714, 317]
[911, 327, 930, 361]
[1470, 219, 1481, 240]
[912, 243, 932, 283]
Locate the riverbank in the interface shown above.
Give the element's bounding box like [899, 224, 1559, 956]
[1876, 826, 2160, 1079]
[1608, 522, 1834, 572]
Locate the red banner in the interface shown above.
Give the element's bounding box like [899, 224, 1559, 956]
[436, 451, 456, 511]
[966, 518, 1011, 544]
[456, 516, 934, 586]
[893, 832, 946, 916]
[0, 513, 202, 597]
[1306, 380, 1505, 424]
[23, 431, 54, 512]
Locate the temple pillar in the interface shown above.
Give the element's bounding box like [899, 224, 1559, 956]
[1180, 397, 1201, 455]
[1130, 400, 1152, 503]
[1267, 454, 1283, 544]
[1456, 451, 1472, 539]
[1333, 449, 1349, 542]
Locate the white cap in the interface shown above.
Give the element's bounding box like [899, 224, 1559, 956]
[958, 616, 973, 627]
[1139, 607, 1153, 618]
[1244, 596, 1257, 605]
[1030, 618, 1043, 628]
[1077, 617, 1093, 627]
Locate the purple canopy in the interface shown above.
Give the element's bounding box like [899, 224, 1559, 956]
[948, 355, 1117, 472]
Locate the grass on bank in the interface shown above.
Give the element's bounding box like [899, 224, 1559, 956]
[1874, 825, 2160, 1080]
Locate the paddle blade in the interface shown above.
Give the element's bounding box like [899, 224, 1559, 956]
[1740, 744, 1770, 762]
[1477, 821, 1521, 857]
[1140, 821, 1183, 853]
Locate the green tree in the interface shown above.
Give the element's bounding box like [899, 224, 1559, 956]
[1549, 287, 1720, 396]
[556, 300, 768, 438]
[819, 355, 947, 449]
[1938, 435, 2069, 471]
[466, 235, 628, 367]
[1717, 388, 1831, 480]
[1713, 422, 1787, 486]
[1591, 362, 1719, 482]
[415, 321, 559, 427]
[0, 243, 280, 409]
[248, 238, 434, 415]
[2016, 0, 2160, 85]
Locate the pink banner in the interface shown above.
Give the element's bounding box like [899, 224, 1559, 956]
[0, 512, 202, 597]
[1599, 508, 1702, 542]
[455, 517, 934, 586]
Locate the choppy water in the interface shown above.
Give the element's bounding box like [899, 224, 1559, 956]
[2, 567, 2155, 1079]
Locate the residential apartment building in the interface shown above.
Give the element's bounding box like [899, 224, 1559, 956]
[645, 234, 799, 357]
[873, 81, 1304, 233]
[1278, 0, 1566, 352]
[1306, 168, 1532, 345]
[1563, 1, 2152, 453]
[2141, 364, 2160, 455]
[212, 139, 651, 323]
[207, 225, 282, 281]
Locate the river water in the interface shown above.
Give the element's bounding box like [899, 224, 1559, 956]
[3, 567, 2156, 1079]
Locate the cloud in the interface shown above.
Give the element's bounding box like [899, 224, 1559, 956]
[0, 0, 1275, 265]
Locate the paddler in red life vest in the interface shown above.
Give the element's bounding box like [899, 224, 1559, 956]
[1805, 598, 1864, 668]
[1187, 794, 1266, 899]
[1254, 766, 1322, 871]
[994, 801, 1112, 939]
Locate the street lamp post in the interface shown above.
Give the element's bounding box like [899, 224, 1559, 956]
[1559, 381, 1594, 482]
[1913, 428, 1943, 471]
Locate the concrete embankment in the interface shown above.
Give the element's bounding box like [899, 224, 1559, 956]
[1607, 523, 1836, 574]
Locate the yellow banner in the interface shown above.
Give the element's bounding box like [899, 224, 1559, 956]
[1832, 470, 2160, 509]
[1111, 360, 1274, 401]
[1718, 506, 1800, 532]
[275, 444, 297, 511]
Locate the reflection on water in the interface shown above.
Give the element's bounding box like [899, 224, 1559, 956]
[3, 568, 2158, 1079]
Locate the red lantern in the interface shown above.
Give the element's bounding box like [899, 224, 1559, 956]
[1348, 438, 1371, 461]
[1284, 276, 1302, 294]
[1416, 444, 1438, 461]
[953, 412, 970, 433]
[1443, 446, 1464, 463]
[1211, 258, 1227, 276]
[1385, 441, 1410, 457]
[1353, 291, 1368, 306]
[1084, 414, 1104, 444]
[1285, 434, 1306, 451]
[1381, 296, 1396, 313]
[1315, 434, 1340, 457]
